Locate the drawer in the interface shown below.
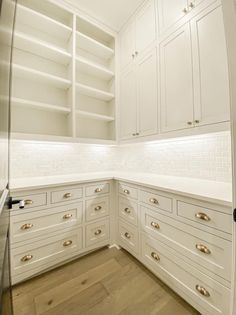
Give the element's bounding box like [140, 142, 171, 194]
[141, 206, 231, 282]
[119, 197, 138, 226]
[12, 193, 47, 211]
[119, 183, 138, 200]
[118, 220, 139, 254]
[177, 201, 232, 234]
[51, 187, 83, 204]
[10, 203, 83, 244]
[85, 197, 109, 222]
[85, 183, 110, 197]
[85, 219, 110, 247]
[140, 189, 172, 213]
[11, 228, 82, 276]
[141, 234, 230, 315]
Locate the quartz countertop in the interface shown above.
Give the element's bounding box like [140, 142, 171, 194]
[10, 172, 232, 207]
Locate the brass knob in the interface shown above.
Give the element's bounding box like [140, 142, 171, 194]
[151, 221, 160, 229]
[25, 200, 33, 205]
[132, 133, 136, 136]
[21, 255, 33, 262]
[195, 212, 211, 222]
[124, 232, 131, 239]
[196, 244, 211, 255]
[95, 188, 102, 193]
[135, 51, 138, 56]
[187, 121, 193, 125]
[94, 206, 102, 211]
[132, 53, 135, 58]
[64, 193, 72, 199]
[21, 223, 33, 230]
[183, 7, 188, 13]
[63, 214, 73, 219]
[124, 208, 131, 214]
[151, 252, 160, 261]
[194, 120, 200, 124]
[123, 189, 130, 195]
[63, 240, 73, 247]
[149, 198, 159, 205]
[189, 2, 195, 9]
[94, 229, 102, 236]
[195, 285, 210, 297]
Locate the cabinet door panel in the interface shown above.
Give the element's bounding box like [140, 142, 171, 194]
[160, 24, 194, 132]
[137, 48, 158, 137]
[136, 0, 156, 56]
[120, 21, 135, 71]
[120, 67, 137, 140]
[191, 4, 230, 125]
[157, 0, 188, 33]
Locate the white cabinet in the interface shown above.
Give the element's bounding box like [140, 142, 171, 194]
[160, 24, 194, 132]
[120, 21, 135, 70]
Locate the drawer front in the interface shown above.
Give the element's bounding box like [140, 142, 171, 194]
[12, 193, 47, 211]
[11, 203, 83, 244]
[177, 201, 232, 234]
[141, 235, 230, 315]
[141, 206, 231, 281]
[85, 183, 110, 197]
[85, 219, 110, 247]
[51, 187, 83, 204]
[119, 197, 138, 226]
[118, 220, 139, 254]
[11, 228, 82, 276]
[119, 183, 138, 200]
[140, 189, 172, 213]
[85, 197, 109, 222]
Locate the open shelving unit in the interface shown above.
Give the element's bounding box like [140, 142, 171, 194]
[11, 0, 116, 143]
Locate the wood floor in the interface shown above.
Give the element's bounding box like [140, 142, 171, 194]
[12, 247, 200, 315]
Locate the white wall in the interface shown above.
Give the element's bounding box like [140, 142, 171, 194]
[10, 131, 232, 183]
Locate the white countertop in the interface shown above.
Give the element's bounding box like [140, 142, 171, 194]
[10, 172, 232, 207]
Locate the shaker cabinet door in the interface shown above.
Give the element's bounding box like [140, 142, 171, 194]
[120, 21, 136, 71]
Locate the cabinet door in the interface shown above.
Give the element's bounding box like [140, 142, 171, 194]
[191, 4, 230, 126]
[160, 24, 194, 132]
[120, 21, 135, 71]
[157, 0, 188, 34]
[120, 66, 137, 140]
[135, 0, 156, 56]
[137, 48, 158, 137]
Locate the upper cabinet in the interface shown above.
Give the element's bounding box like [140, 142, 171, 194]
[120, 21, 136, 71]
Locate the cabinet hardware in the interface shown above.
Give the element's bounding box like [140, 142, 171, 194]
[123, 189, 130, 195]
[21, 255, 33, 262]
[187, 121, 193, 125]
[151, 221, 160, 229]
[95, 188, 102, 193]
[63, 214, 73, 219]
[63, 240, 73, 247]
[25, 199, 34, 205]
[124, 232, 131, 239]
[234, 208, 236, 222]
[124, 207, 131, 214]
[149, 198, 159, 205]
[135, 51, 138, 56]
[194, 120, 200, 124]
[21, 223, 33, 230]
[151, 252, 160, 261]
[195, 212, 211, 222]
[132, 53, 135, 58]
[196, 244, 211, 255]
[132, 133, 136, 136]
[183, 7, 188, 13]
[94, 229, 102, 236]
[64, 193, 72, 199]
[136, 133, 140, 136]
[94, 206, 102, 211]
[195, 285, 210, 297]
[189, 2, 195, 9]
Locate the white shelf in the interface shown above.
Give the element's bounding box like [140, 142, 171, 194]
[12, 97, 71, 114]
[76, 83, 114, 101]
[77, 32, 114, 60]
[13, 64, 71, 89]
[16, 4, 72, 41]
[76, 56, 114, 80]
[76, 110, 114, 122]
[14, 32, 72, 65]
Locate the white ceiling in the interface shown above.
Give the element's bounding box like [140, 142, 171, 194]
[65, 0, 146, 32]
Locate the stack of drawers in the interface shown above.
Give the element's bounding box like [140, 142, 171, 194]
[117, 181, 232, 315]
[10, 181, 112, 284]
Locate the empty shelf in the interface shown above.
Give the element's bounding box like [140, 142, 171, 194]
[76, 83, 114, 101]
[76, 56, 114, 80]
[76, 110, 115, 122]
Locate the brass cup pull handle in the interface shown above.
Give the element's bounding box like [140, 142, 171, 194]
[151, 252, 160, 261]
[151, 221, 160, 229]
[195, 285, 210, 297]
[195, 212, 211, 222]
[124, 208, 131, 214]
[64, 193, 72, 199]
[94, 229, 102, 236]
[21, 255, 33, 262]
[95, 188, 102, 193]
[63, 214, 73, 219]
[149, 198, 159, 205]
[123, 189, 130, 195]
[196, 244, 211, 255]
[94, 206, 102, 211]
[21, 223, 33, 230]
[124, 232, 131, 239]
[63, 240, 73, 247]
[25, 200, 33, 205]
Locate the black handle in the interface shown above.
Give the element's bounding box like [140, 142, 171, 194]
[234, 208, 236, 222]
[8, 197, 25, 209]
